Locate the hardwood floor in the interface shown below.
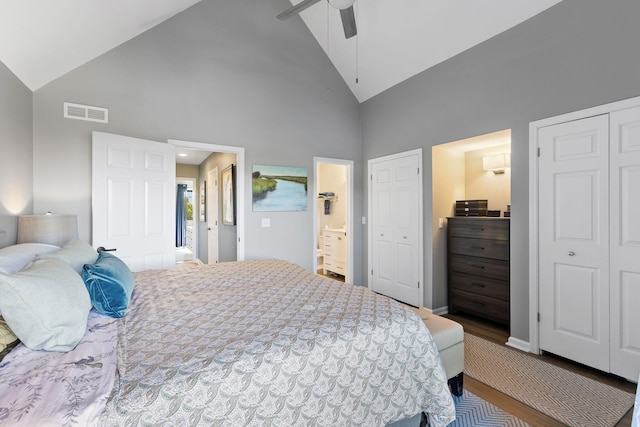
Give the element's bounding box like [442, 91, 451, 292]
[444, 312, 637, 427]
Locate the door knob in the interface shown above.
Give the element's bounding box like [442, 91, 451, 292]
[568, 251, 575, 256]
[208, 227, 211, 231]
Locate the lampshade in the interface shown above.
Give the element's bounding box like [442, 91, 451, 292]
[17, 214, 78, 247]
[328, 0, 355, 10]
[482, 153, 511, 174]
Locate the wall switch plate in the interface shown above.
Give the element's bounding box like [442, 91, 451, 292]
[362, 216, 366, 225]
[0, 230, 6, 247]
[438, 218, 444, 229]
[261, 218, 271, 228]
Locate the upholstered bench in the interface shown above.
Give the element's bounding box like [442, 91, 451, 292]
[406, 306, 465, 396]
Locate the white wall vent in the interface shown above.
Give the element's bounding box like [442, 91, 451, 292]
[63, 102, 108, 123]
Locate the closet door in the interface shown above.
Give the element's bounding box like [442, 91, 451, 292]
[369, 150, 422, 307]
[538, 115, 610, 372]
[610, 106, 640, 381]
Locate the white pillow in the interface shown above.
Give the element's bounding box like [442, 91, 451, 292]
[36, 239, 98, 274]
[0, 243, 61, 274]
[0, 258, 91, 352]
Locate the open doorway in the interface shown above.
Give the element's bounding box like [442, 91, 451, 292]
[313, 157, 354, 284]
[170, 139, 245, 263]
[431, 129, 511, 316]
[176, 177, 197, 264]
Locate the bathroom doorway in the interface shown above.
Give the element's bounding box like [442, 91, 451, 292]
[313, 157, 354, 284]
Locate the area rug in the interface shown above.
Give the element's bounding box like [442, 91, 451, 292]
[451, 390, 530, 427]
[464, 333, 635, 427]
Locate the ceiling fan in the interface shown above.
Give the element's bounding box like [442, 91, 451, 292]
[277, 0, 357, 39]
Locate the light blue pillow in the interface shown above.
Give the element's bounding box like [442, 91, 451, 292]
[36, 239, 98, 274]
[0, 258, 91, 352]
[82, 251, 135, 318]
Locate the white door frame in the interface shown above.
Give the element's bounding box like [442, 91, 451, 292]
[367, 148, 424, 309]
[313, 157, 354, 284]
[528, 95, 640, 355]
[169, 139, 245, 260]
[207, 167, 219, 264]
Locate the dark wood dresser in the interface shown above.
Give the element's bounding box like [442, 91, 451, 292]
[447, 217, 510, 325]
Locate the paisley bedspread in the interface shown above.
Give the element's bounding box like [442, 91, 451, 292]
[0, 311, 118, 426]
[99, 260, 455, 426]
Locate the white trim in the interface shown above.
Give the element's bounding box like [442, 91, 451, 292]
[169, 139, 245, 261]
[506, 336, 530, 353]
[367, 148, 424, 309]
[313, 157, 355, 284]
[528, 95, 640, 356]
[432, 305, 448, 316]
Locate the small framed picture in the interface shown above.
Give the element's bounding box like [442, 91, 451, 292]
[199, 181, 206, 222]
[222, 164, 236, 226]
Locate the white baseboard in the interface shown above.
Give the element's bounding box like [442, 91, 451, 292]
[432, 306, 448, 316]
[506, 336, 531, 353]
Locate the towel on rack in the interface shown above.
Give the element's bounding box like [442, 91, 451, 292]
[324, 199, 331, 215]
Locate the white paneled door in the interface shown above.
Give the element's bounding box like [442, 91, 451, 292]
[538, 115, 610, 372]
[609, 106, 640, 381]
[92, 132, 176, 272]
[538, 106, 640, 381]
[369, 150, 423, 307]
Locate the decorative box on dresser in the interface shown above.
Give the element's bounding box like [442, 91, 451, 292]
[447, 217, 510, 325]
[323, 229, 346, 276]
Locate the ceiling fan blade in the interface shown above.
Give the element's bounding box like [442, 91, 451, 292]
[339, 6, 357, 39]
[277, 0, 323, 20]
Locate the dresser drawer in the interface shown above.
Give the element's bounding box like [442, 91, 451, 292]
[449, 272, 509, 301]
[450, 288, 509, 324]
[449, 236, 509, 260]
[448, 218, 509, 241]
[449, 254, 509, 281]
[325, 260, 345, 274]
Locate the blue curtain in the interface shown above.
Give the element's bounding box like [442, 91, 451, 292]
[176, 184, 187, 247]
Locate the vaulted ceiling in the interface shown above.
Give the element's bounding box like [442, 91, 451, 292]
[0, 0, 562, 102]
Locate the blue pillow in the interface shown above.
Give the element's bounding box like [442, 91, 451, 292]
[81, 252, 134, 318]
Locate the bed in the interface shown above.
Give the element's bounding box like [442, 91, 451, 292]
[0, 242, 455, 426]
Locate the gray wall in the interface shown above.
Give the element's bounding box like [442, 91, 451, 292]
[31, 0, 364, 282]
[0, 62, 33, 246]
[360, 0, 640, 341]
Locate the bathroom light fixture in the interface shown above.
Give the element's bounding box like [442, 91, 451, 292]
[483, 153, 511, 174]
[17, 214, 78, 247]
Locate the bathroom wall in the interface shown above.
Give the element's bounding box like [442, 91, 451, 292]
[317, 163, 347, 238]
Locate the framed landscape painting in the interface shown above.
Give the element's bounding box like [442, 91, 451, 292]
[252, 164, 308, 212]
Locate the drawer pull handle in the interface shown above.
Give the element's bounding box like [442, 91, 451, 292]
[568, 251, 575, 256]
[470, 264, 485, 269]
[471, 246, 485, 251]
[472, 301, 486, 307]
[471, 282, 485, 288]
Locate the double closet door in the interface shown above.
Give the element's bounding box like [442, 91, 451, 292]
[538, 105, 640, 381]
[368, 149, 423, 308]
